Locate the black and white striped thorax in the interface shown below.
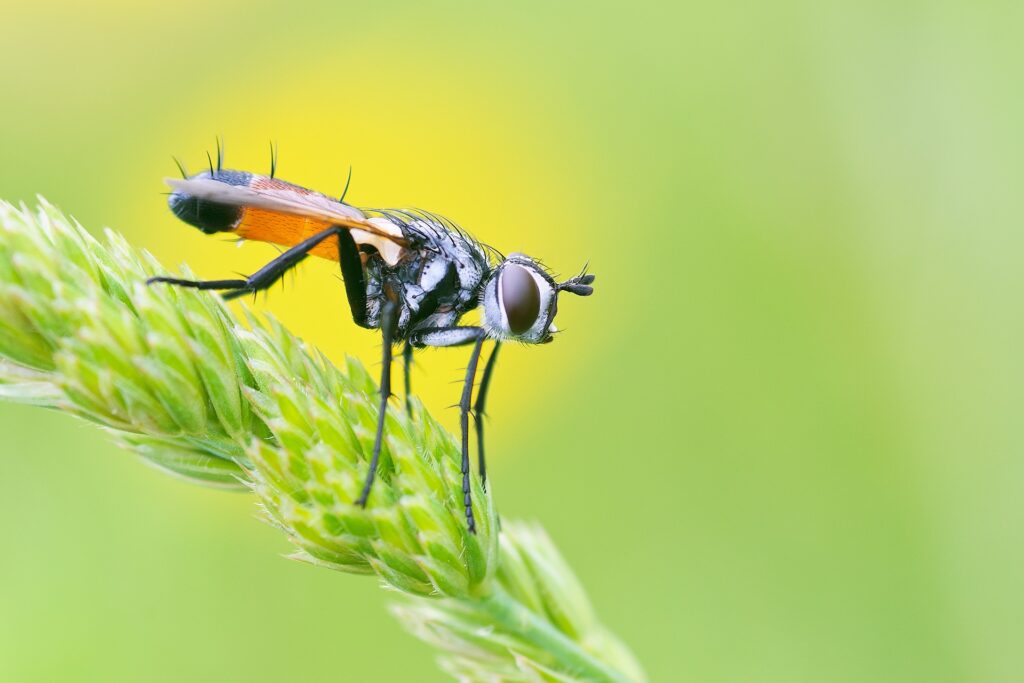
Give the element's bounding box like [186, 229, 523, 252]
[362, 210, 493, 339]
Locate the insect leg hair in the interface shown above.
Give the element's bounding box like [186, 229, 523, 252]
[356, 299, 398, 508]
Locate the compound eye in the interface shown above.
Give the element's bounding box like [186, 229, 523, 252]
[500, 264, 541, 334]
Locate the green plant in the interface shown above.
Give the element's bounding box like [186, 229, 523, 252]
[0, 199, 646, 683]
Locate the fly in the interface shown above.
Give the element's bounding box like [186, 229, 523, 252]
[148, 143, 595, 533]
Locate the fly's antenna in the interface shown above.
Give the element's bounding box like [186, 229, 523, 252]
[557, 263, 595, 296]
[172, 156, 189, 179]
[269, 140, 278, 179]
[339, 165, 353, 203]
[215, 135, 224, 172]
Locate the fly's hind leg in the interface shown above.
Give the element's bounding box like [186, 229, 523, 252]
[147, 226, 344, 299]
[355, 299, 398, 508]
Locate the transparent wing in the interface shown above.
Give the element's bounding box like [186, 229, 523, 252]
[165, 177, 409, 264]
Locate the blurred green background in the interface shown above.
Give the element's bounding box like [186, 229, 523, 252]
[1, 1, 1021, 681]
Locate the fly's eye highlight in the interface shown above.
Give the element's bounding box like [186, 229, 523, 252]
[500, 264, 541, 334]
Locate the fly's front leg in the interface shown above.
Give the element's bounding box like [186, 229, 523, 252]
[458, 336, 486, 534]
[410, 327, 485, 348]
[473, 342, 501, 490]
[147, 225, 343, 299]
[355, 299, 398, 508]
[410, 325, 486, 533]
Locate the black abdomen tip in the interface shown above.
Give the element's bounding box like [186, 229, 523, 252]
[167, 169, 252, 234]
[168, 192, 240, 234]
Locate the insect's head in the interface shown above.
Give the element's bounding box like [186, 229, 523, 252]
[481, 254, 595, 344]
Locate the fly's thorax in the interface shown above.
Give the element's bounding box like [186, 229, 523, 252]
[481, 254, 559, 344]
[382, 213, 489, 329]
[362, 231, 486, 337]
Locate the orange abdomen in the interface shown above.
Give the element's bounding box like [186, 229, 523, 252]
[234, 208, 340, 261]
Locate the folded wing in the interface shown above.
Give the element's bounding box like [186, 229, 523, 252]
[165, 177, 408, 265]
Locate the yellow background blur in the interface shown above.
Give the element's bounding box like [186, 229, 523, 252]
[1, 1, 1021, 681]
